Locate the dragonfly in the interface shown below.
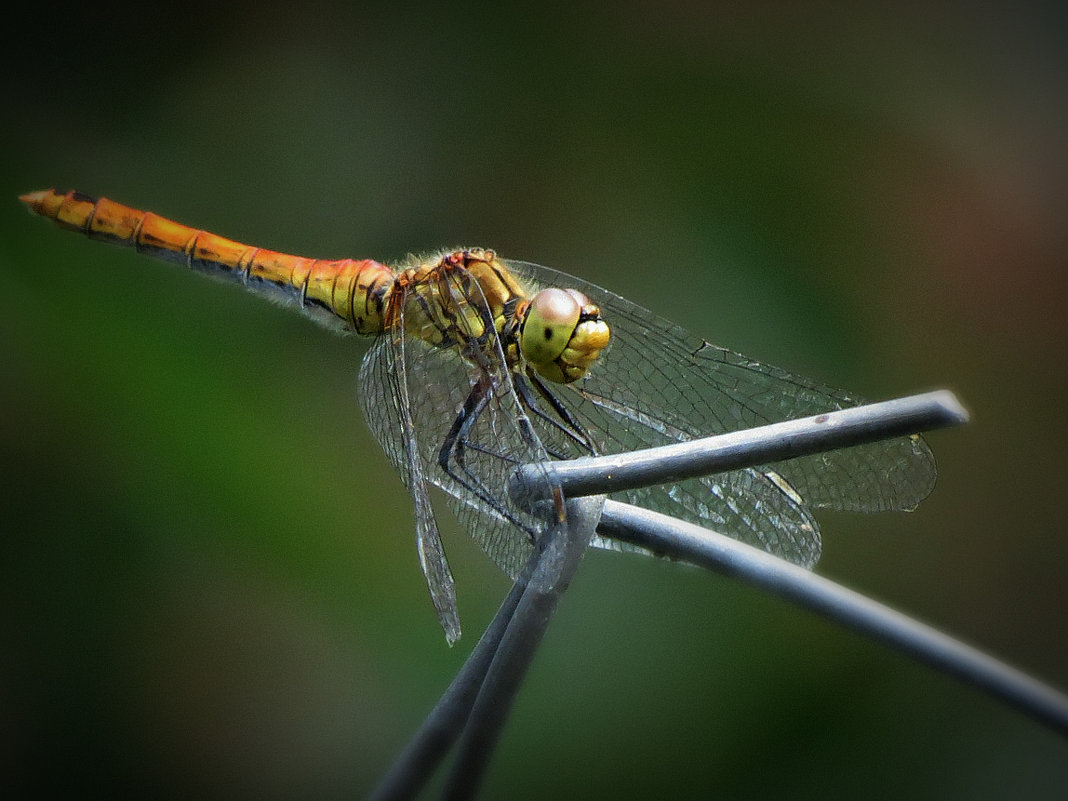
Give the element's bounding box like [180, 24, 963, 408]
[20, 188, 937, 644]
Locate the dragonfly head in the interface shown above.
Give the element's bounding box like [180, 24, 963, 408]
[519, 288, 611, 384]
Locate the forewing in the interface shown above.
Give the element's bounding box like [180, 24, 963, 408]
[359, 329, 461, 643]
[506, 259, 936, 566]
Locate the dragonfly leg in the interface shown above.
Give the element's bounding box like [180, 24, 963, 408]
[431, 255, 569, 536]
[437, 372, 539, 540]
[515, 369, 599, 457]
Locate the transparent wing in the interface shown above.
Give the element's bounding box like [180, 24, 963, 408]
[505, 259, 937, 567]
[359, 325, 462, 643]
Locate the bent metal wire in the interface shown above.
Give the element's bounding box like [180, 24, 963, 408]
[20, 189, 936, 643]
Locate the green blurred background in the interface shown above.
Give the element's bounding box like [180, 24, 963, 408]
[2, 2, 1066, 798]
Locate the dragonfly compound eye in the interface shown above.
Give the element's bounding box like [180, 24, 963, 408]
[521, 288, 610, 384]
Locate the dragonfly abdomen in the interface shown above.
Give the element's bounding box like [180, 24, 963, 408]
[19, 189, 395, 336]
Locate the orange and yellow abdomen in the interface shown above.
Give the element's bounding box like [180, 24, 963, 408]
[19, 189, 395, 336]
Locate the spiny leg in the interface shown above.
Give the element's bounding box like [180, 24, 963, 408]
[434, 256, 564, 536]
[437, 370, 538, 540]
[517, 369, 599, 457]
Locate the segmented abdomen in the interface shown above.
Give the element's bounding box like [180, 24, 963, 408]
[20, 189, 395, 336]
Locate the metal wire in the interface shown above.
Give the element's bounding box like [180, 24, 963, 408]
[597, 499, 1068, 737]
[511, 390, 968, 503]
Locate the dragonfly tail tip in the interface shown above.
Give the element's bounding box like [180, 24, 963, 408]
[18, 189, 51, 211]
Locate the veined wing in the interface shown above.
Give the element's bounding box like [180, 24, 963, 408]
[504, 259, 936, 567]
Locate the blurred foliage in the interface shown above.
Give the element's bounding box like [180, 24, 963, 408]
[1, 1, 1066, 798]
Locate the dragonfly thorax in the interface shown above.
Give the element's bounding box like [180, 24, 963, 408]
[387, 249, 523, 347]
[386, 249, 610, 385]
